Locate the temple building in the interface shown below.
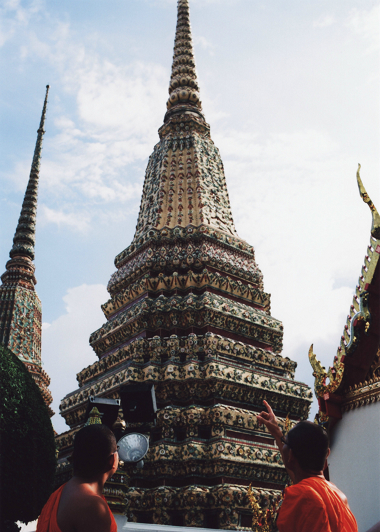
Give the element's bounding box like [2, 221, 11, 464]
[0, 85, 53, 415]
[309, 165, 380, 532]
[56, 1, 312, 528]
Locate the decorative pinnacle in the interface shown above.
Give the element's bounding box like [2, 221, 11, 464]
[356, 164, 380, 240]
[85, 406, 103, 425]
[10, 85, 49, 262]
[165, 0, 203, 119]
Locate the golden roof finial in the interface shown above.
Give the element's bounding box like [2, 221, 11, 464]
[308, 344, 345, 400]
[357, 164, 380, 240]
[85, 406, 103, 425]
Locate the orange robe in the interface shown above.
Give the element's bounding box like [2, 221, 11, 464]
[277, 477, 358, 532]
[36, 484, 117, 532]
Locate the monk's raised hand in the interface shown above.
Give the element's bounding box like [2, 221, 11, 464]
[256, 400, 282, 439]
[257, 400, 275, 424]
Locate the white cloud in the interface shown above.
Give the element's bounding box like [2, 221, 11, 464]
[4, 18, 168, 230]
[313, 15, 335, 28]
[0, 22, 14, 47]
[18, 28, 169, 143]
[346, 5, 380, 54]
[2, 160, 32, 192]
[0, 0, 43, 46]
[215, 128, 337, 165]
[74, 60, 168, 135]
[39, 205, 91, 232]
[42, 284, 109, 434]
[194, 35, 215, 55]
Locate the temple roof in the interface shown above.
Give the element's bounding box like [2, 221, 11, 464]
[309, 165, 380, 423]
[357, 163, 380, 240]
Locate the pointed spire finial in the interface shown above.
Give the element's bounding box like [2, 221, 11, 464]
[165, 0, 204, 121]
[9, 85, 49, 262]
[85, 406, 103, 426]
[356, 164, 380, 240]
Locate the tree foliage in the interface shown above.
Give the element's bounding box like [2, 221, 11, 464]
[0, 344, 56, 525]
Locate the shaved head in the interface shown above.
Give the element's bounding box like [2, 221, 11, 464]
[287, 421, 329, 472]
[72, 424, 117, 480]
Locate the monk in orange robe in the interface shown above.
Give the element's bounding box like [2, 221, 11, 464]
[257, 401, 358, 532]
[37, 425, 118, 532]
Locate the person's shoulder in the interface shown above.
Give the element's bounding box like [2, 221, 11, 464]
[58, 485, 112, 532]
[73, 494, 112, 532]
[325, 480, 349, 506]
[284, 481, 326, 505]
[77, 492, 109, 511]
[300, 477, 350, 508]
[285, 481, 320, 496]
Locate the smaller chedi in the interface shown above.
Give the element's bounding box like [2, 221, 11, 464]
[309, 165, 380, 532]
[56, 1, 312, 528]
[0, 85, 53, 414]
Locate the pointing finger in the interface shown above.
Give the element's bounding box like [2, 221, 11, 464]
[263, 400, 274, 416]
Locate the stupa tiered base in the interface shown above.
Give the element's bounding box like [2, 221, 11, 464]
[57, 1, 312, 527]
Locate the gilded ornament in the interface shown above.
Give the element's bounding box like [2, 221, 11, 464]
[357, 164, 380, 239]
[248, 484, 278, 532]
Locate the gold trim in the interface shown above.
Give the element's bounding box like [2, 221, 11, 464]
[357, 164, 380, 239]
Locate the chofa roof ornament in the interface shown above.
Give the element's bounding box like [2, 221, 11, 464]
[356, 163, 380, 240]
[309, 165, 380, 427]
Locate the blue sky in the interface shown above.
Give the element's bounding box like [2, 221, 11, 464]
[1, 0, 379, 435]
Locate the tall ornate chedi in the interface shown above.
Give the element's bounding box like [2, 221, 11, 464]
[58, 2, 312, 527]
[0, 85, 52, 414]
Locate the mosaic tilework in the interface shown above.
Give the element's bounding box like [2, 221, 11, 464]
[0, 86, 52, 413]
[56, 3, 311, 527]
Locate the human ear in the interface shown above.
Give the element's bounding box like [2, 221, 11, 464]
[106, 453, 117, 472]
[112, 452, 119, 471]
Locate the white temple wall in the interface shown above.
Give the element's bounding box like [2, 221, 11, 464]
[329, 402, 380, 532]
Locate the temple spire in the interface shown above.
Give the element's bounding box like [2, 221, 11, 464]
[131, 1, 237, 243]
[10, 85, 49, 262]
[0, 85, 52, 414]
[165, 0, 203, 121]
